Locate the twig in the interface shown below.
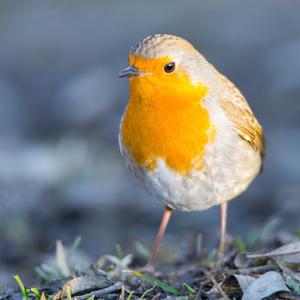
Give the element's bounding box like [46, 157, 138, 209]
[120, 284, 125, 300]
[206, 272, 230, 300]
[140, 284, 157, 299]
[41, 293, 47, 300]
[236, 264, 278, 275]
[77, 281, 123, 300]
[279, 292, 300, 300]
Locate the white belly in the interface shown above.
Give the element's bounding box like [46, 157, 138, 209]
[120, 134, 260, 211]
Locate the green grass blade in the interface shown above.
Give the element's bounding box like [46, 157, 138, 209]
[31, 287, 41, 299]
[115, 243, 123, 259]
[182, 282, 196, 294]
[68, 236, 82, 256]
[130, 271, 180, 296]
[35, 266, 51, 281]
[134, 242, 150, 260]
[202, 248, 217, 266]
[234, 238, 247, 252]
[66, 285, 72, 300]
[14, 275, 30, 300]
[126, 291, 134, 300]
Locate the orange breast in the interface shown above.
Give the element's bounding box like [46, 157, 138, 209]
[121, 55, 214, 175]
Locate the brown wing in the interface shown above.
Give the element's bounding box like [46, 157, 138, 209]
[218, 74, 265, 158]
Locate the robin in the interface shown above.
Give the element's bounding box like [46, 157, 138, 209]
[118, 34, 264, 265]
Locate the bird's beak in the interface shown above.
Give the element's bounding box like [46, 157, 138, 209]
[118, 65, 141, 78]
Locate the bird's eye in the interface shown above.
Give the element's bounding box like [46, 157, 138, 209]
[164, 62, 176, 73]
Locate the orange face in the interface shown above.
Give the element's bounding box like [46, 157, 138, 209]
[128, 55, 207, 100]
[121, 54, 214, 175]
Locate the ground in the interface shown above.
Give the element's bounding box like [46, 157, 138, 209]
[2, 224, 300, 300]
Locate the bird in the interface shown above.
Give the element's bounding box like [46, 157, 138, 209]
[118, 34, 264, 266]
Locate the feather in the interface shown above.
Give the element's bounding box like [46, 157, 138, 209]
[218, 74, 265, 158]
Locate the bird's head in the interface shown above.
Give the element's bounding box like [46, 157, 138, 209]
[119, 34, 209, 103]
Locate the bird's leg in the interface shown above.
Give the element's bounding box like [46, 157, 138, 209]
[218, 202, 228, 260]
[147, 206, 173, 266]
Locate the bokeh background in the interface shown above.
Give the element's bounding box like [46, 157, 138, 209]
[0, 0, 300, 286]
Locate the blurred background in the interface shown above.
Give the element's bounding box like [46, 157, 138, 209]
[0, 0, 300, 287]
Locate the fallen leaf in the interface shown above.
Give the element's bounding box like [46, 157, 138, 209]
[247, 241, 300, 260]
[54, 274, 113, 299]
[232, 275, 255, 291]
[241, 271, 289, 300]
[235, 241, 300, 268]
[221, 274, 254, 299]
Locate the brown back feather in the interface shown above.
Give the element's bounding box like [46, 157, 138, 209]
[218, 74, 265, 159]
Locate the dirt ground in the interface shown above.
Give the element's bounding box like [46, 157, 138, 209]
[2, 224, 300, 300]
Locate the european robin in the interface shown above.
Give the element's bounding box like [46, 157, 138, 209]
[118, 34, 264, 265]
